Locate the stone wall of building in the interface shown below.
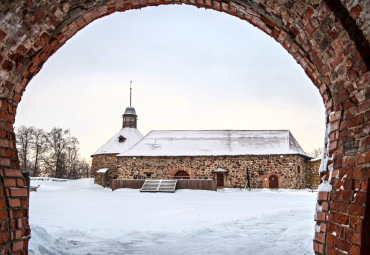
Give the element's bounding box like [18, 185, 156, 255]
[305, 159, 321, 190]
[91, 154, 118, 179]
[94, 170, 109, 187]
[117, 154, 308, 189]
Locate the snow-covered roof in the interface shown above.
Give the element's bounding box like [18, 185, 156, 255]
[92, 128, 143, 156]
[96, 168, 108, 173]
[117, 130, 306, 157]
[310, 155, 322, 162]
[213, 167, 229, 173]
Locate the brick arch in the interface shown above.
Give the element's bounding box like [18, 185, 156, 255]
[169, 167, 196, 179]
[0, 1, 369, 254]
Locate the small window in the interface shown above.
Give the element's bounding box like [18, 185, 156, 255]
[118, 135, 126, 143]
[297, 165, 301, 174]
[146, 173, 152, 178]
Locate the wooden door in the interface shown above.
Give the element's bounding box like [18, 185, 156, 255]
[217, 173, 224, 187]
[269, 175, 278, 188]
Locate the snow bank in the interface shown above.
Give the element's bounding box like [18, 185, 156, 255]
[29, 178, 316, 255]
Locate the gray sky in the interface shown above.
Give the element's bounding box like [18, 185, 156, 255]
[15, 5, 325, 161]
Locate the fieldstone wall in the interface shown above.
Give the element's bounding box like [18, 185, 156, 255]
[0, 0, 369, 254]
[117, 154, 308, 189]
[306, 159, 321, 190]
[91, 154, 117, 177]
[94, 170, 109, 187]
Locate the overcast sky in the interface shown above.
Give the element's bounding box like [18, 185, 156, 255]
[15, 5, 326, 161]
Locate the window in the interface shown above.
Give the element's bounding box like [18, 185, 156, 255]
[297, 165, 301, 174]
[118, 135, 126, 143]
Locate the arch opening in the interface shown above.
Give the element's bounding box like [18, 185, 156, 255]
[174, 170, 190, 179]
[0, 1, 369, 254]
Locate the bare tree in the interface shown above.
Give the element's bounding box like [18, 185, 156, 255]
[16, 125, 89, 179]
[76, 159, 90, 178]
[307, 148, 323, 158]
[30, 128, 48, 177]
[15, 126, 35, 173]
[65, 136, 79, 179]
[46, 128, 70, 178]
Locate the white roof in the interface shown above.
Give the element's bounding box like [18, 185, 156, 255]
[92, 128, 143, 156]
[213, 167, 229, 173]
[310, 155, 322, 162]
[96, 168, 108, 173]
[118, 130, 306, 157]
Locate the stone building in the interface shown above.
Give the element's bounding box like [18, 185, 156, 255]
[91, 105, 143, 183]
[116, 130, 311, 188]
[92, 104, 314, 189]
[305, 156, 321, 190]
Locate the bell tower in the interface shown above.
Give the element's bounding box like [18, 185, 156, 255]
[122, 81, 138, 128]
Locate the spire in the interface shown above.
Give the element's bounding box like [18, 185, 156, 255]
[130, 80, 132, 106]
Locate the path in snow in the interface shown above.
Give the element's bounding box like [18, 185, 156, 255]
[28, 178, 316, 255]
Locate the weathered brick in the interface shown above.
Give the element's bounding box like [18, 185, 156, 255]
[357, 152, 370, 164]
[348, 204, 365, 217]
[315, 232, 325, 243]
[335, 237, 350, 253]
[317, 212, 327, 221]
[10, 188, 28, 197]
[349, 216, 362, 232]
[334, 212, 349, 225]
[12, 240, 23, 251]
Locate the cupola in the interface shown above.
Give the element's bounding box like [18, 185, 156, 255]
[122, 81, 138, 129]
[122, 106, 137, 128]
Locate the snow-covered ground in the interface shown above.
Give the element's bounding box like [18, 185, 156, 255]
[29, 178, 316, 255]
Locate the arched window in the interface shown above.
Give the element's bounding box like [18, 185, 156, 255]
[297, 165, 301, 174]
[174, 170, 190, 179]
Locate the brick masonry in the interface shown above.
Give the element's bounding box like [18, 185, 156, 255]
[0, 0, 369, 254]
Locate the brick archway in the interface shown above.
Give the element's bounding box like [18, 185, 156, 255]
[0, 1, 369, 254]
[169, 167, 196, 179]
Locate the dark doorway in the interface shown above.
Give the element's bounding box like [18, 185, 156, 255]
[174, 170, 190, 179]
[269, 175, 278, 188]
[217, 173, 224, 187]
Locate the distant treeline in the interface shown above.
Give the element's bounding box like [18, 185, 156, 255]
[15, 125, 90, 179]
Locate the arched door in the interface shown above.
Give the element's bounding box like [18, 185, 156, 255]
[269, 175, 278, 189]
[174, 170, 190, 179]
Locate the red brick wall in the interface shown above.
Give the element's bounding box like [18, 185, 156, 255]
[0, 0, 369, 253]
